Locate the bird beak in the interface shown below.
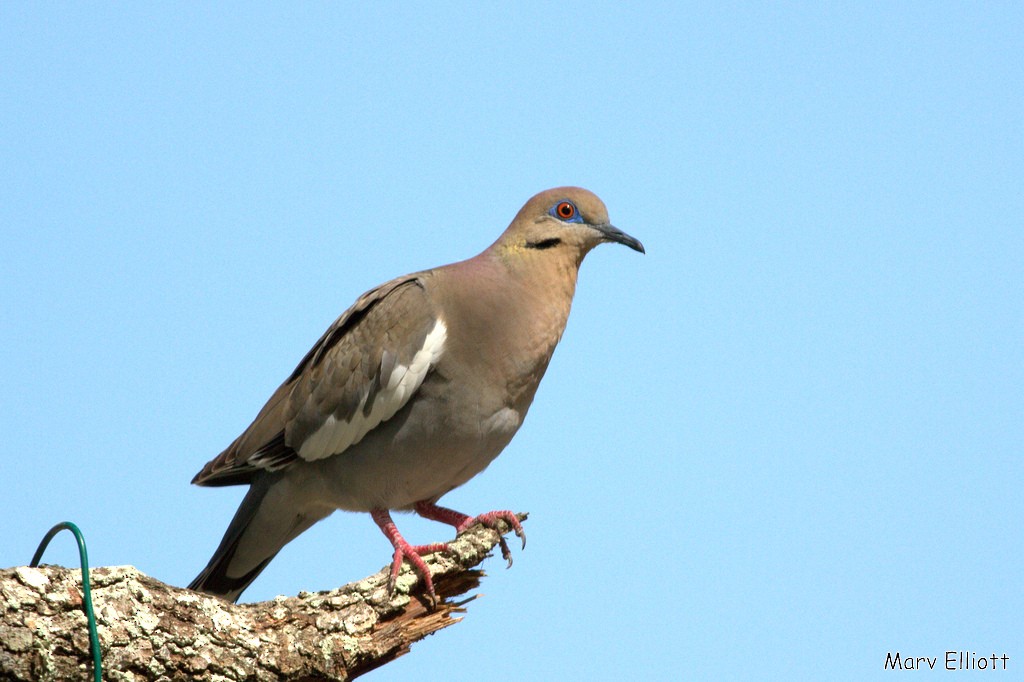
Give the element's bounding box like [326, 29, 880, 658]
[594, 223, 645, 254]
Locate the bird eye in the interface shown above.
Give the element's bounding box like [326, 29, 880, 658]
[554, 201, 576, 220]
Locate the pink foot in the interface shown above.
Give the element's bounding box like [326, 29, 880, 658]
[371, 508, 448, 602]
[414, 502, 526, 567]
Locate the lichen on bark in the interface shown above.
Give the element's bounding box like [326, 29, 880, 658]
[1, 515, 524, 681]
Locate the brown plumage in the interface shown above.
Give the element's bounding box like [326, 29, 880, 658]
[189, 187, 643, 602]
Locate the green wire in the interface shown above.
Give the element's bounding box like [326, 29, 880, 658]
[30, 522, 103, 682]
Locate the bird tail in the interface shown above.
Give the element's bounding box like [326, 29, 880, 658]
[188, 474, 330, 603]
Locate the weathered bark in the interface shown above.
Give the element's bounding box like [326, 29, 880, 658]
[1, 516, 525, 681]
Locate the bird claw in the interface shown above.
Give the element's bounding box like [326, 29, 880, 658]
[410, 503, 526, 570]
[386, 541, 448, 602]
[457, 510, 526, 568]
[372, 508, 449, 605]
[496, 534, 513, 567]
[464, 510, 526, 547]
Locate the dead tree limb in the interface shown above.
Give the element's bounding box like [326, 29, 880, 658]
[1, 515, 525, 681]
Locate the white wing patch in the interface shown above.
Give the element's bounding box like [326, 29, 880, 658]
[297, 318, 447, 462]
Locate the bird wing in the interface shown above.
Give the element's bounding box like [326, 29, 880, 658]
[191, 274, 446, 487]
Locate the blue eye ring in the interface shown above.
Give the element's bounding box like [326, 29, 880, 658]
[550, 200, 582, 222]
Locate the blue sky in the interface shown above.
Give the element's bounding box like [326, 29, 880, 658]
[2, 3, 1021, 680]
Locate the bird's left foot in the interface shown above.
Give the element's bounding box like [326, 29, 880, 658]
[371, 508, 448, 604]
[414, 502, 526, 567]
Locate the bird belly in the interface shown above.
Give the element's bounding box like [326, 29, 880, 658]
[302, 401, 521, 512]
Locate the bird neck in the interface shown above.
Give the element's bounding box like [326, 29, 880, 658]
[436, 249, 580, 408]
[493, 243, 581, 329]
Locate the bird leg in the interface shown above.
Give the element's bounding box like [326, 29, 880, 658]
[370, 508, 448, 603]
[413, 501, 526, 567]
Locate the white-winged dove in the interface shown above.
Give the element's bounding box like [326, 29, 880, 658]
[189, 187, 644, 602]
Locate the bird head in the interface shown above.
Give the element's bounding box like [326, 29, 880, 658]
[496, 187, 645, 263]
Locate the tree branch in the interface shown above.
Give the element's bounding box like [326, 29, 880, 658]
[1, 515, 526, 681]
